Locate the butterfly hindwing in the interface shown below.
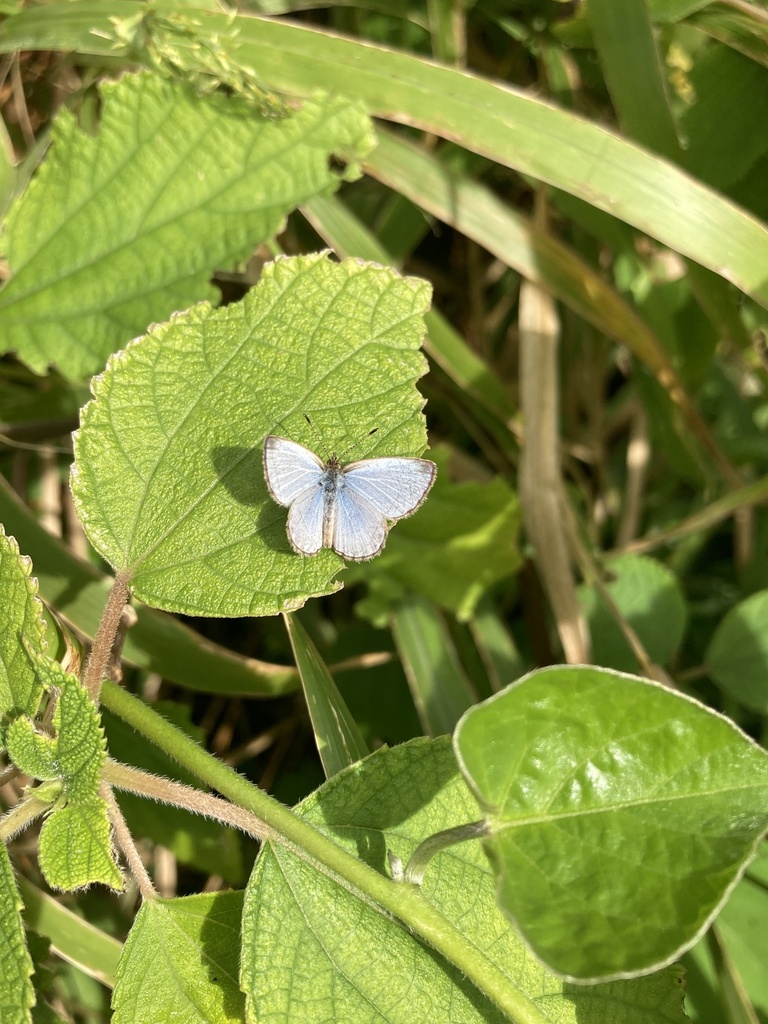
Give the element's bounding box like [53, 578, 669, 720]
[332, 488, 387, 561]
[341, 458, 436, 520]
[263, 436, 325, 506]
[286, 483, 326, 556]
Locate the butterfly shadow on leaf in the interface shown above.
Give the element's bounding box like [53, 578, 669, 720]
[211, 444, 290, 552]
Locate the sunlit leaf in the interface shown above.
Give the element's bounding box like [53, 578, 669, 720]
[37, 800, 123, 892]
[72, 253, 433, 617]
[0, 843, 35, 1024]
[241, 737, 687, 1023]
[454, 665, 768, 981]
[0, 71, 374, 379]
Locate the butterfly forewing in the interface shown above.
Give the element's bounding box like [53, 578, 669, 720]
[333, 489, 387, 561]
[341, 458, 436, 519]
[263, 436, 325, 506]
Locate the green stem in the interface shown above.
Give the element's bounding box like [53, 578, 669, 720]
[0, 796, 48, 842]
[402, 820, 490, 884]
[100, 680, 549, 1024]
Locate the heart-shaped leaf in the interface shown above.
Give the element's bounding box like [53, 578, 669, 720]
[71, 253, 433, 616]
[454, 665, 768, 981]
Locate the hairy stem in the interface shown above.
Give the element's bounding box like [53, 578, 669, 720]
[102, 760, 275, 843]
[0, 795, 48, 842]
[102, 782, 156, 901]
[83, 571, 132, 702]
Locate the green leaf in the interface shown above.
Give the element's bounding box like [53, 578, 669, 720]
[578, 553, 688, 673]
[71, 253, 433, 617]
[705, 589, 768, 713]
[7, 657, 106, 804]
[37, 800, 123, 892]
[112, 892, 244, 1024]
[0, 843, 35, 1024]
[5, 7, 768, 306]
[0, 524, 47, 724]
[454, 665, 768, 981]
[0, 71, 374, 380]
[682, 44, 768, 192]
[284, 614, 369, 777]
[349, 447, 521, 621]
[242, 737, 687, 1023]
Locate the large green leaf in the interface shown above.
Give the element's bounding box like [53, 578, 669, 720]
[241, 737, 687, 1024]
[112, 892, 244, 1024]
[0, 843, 35, 1024]
[0, 70, 374, 380]
[71, 253, 433, 616]
[454, 665, 768, 981]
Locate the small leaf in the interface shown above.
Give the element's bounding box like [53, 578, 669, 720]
[706, 589, 768, 713]
[578, 553, 687, 673]
[5, 716, 58, 782]
[0, 525, 47, 724]
[38, 800, 123, 892]
[71, 253, 433, 617]
[0, 71, 374, 379]
[242, 737, 687, 1023]
[37, 658, 106, 803]
[454, 665, 768, 981]
[0, 842, 35, 1024]
[349, 447, 521, 622]
[112, 891, 244, 1024]
[7, 657, 106, 804]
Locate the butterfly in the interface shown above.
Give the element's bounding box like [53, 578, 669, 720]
[263, 434, 436, 561]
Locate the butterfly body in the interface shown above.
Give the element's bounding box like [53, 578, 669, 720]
[263, 435, 436, 561]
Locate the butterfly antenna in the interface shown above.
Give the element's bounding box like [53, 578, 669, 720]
[337, 427, 378, 462]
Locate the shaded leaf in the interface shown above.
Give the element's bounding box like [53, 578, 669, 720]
[112, 892, 244, 1024]
[706, 589, 768, 713]
[578, 553, 687, 673]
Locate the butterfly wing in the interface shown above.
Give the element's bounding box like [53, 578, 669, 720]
[341, 457, 436, 520]
[286, 484, 326, 556]
[332, 488, 387, 561]
[263, 436, 324, 506]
